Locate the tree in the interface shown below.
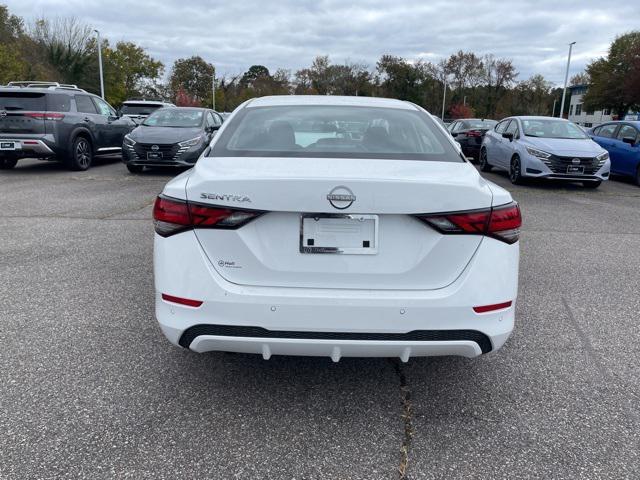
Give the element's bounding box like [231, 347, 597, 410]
[0, 6, 27, 83]
[169, 56, 214, 105]
[449, 103, 474, 119]
[30, 16, 94, 87]
[103, 41, 164, 105]
[240, 65, 270, 87]
[174, 87, 201, 107]
[584, 31, 640, 117]
[479, 54, 518, 117]
[376, 55, 435, 105]
[570, 72, 589, 86]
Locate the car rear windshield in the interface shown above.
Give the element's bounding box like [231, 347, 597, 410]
[211, 105, 462, 161]
[0, 92, 46, 111]
[142, 109, 204, 127]
[466, 119, 497, 129]
[522, 119, 587, 139]
[121, 104, 163, 115]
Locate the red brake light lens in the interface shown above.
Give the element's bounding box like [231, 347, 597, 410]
[24, 112, 65, 121]
[467, 130, 482, 137]
[153, 195, 263, 237]
[416, 202, 521, 244]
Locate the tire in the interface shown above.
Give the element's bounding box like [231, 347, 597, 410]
[635, 166, 640, 186]
[509, 155, 525, 185]
[0, 158, 18, 169]
[126, 164, 144, 174]
[67, 136, 93, 171]
[479, 148, 492, 172]
[582, 180, 601, 189]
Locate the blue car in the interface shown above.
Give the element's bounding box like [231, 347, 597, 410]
[480, 116, 610, 188]
[587, 121, 640, 185]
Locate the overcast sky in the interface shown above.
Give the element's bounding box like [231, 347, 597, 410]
[6, 0, 639, 85]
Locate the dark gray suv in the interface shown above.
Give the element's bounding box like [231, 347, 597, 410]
[0, 81, 135, 170]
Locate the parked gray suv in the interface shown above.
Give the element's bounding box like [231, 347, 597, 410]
[0, 81, 135, 170]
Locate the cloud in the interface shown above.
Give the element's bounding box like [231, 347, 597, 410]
[7, 0, 639, 85]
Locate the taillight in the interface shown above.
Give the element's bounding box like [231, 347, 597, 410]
[24, 112, 65, 121]
[466, 130, 483, 137]
[153, 195, 263, 237]
[416, 202, 521, 244]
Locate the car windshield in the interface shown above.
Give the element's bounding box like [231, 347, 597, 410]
[522, 119, 587, 139]
[121, 104, 163, 115]
[142, 109, 204, 127]
[211, 105, 462, 162]
[467, 119, 497, 129]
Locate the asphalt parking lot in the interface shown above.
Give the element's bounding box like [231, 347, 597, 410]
[1, 157, 639, 479]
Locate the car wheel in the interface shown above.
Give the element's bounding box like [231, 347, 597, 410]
[635, 166, 640, 186]
[509, 155, 524, 185]
[67, 136, 93, 171]
[582, 180, 602, 189]
[479, 148, 492, 172]
[0, 158, 18, 169]
[126, 164, 144, 174]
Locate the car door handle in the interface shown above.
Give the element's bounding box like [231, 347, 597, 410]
[83, 117, 91, 122]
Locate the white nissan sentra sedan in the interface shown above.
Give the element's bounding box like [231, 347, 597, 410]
[153, 95, 521, 362]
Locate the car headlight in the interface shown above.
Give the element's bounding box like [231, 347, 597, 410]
[123, 134, 136, 146]
[178, 135, 204, 148]
[597, 151, 609, 161]
[526, 146, 551, 159]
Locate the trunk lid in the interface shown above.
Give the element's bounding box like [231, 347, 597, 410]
[186, 157, 493, 290]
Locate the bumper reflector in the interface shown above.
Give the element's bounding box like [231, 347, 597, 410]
[161, 293, 203, 308]
[473, 301, 512, 313]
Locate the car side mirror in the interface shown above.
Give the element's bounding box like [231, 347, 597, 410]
[622, 136, 636, 145]
[451, 132, 458, 137]
[502, 132, 514, 141]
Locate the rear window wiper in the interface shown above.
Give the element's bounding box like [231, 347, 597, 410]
[525, 133, 541, 137]
[2, 106, 24, 111]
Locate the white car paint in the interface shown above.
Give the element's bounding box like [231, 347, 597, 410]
[153, 95, 520, 361]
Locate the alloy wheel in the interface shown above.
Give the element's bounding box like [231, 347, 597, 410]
[510, 157, 522, 184]
[76, 140, 91, 169]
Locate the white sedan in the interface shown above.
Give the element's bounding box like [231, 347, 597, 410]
[153, 95, 521, 362]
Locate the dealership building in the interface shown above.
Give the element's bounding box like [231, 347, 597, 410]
[568, 84, 639, 127]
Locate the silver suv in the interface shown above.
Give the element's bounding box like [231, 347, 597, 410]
[120, 99, 175, 125]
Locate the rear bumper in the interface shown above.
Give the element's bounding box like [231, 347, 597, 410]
[0, 138, 55, 157]
[154, 231, 518, 361]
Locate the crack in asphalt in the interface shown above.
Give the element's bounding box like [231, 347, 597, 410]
[390, 359, 414, 480]
[561, 297, 640, 426]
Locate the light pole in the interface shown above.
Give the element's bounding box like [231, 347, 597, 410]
[559, 41, 576, 119]
[211, 66, 215, 111]
[94, 30, 105, 99]
[441, 79, 447, 121]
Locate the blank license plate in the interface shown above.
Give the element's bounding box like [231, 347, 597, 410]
[300, 214, 378, 255]
[147, 152, 163, 160]
[566, 165, 584, 174]
[0, 142, 15, 150]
